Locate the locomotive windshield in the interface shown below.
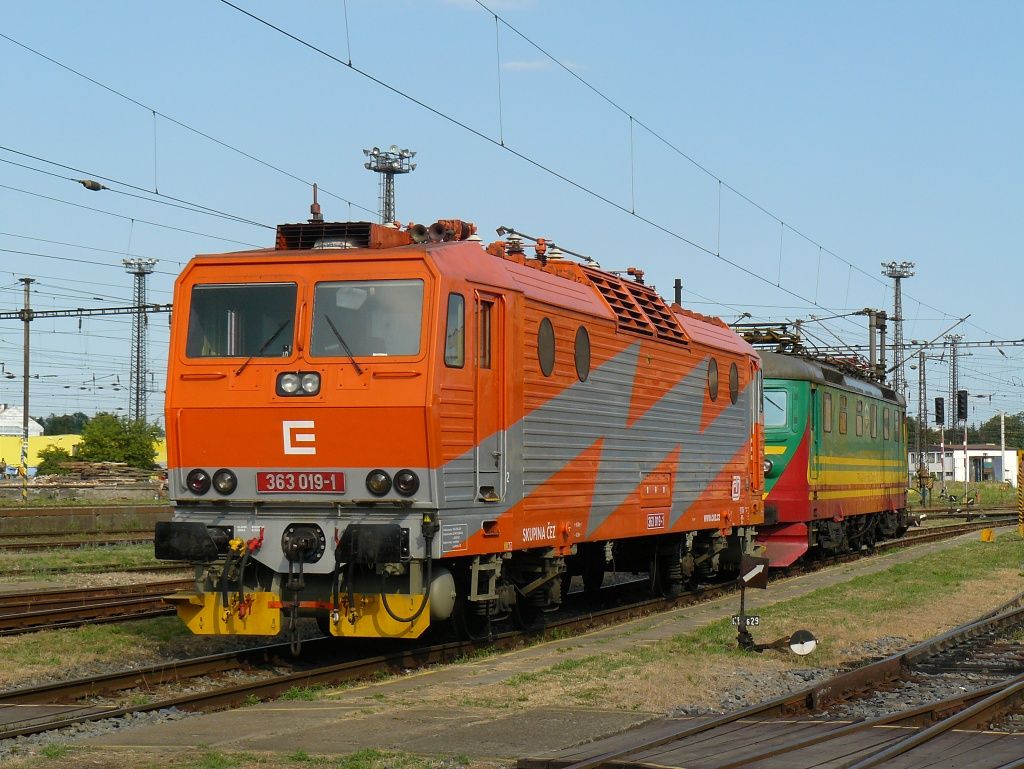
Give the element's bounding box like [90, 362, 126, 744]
[764, 389, 788, 428]
[310, 279, 424, 358]
[186, 283, 297, 358]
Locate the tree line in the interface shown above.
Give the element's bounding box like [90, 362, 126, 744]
[906, 411, 1024, 450]
[33, 412, 163, 474]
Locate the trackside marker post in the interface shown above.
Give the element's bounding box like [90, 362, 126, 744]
[735, 554, 817, 655]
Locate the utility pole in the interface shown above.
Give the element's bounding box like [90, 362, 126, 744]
[882, 261, 915, 396]
[915, 349, 929, 503]
[363, 145, 416, 223]
[18, 278, 34, 502]
[123, 258, 157, 423]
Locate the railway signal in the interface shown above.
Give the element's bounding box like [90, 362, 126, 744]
[956, 389, 969, 421]
[934, 397, 944, 425]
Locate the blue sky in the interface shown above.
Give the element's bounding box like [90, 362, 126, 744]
[1, 1, 1021, 430]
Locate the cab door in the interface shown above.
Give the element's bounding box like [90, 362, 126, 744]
[474, 292, 505, 501]
[809, 385, 820, 482]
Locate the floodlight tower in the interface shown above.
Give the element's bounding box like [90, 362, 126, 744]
[882, 260, 914, 395]
[123, 258, 158, 423]
[363, 145, 416, 223]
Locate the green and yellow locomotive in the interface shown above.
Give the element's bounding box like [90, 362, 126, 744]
[756, 351, 909, 565]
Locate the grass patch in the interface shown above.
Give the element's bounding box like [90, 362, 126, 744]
[336, 749, 451, 769]
[40, 744, 69, 759]
[0, 543, 159, 575]
[439, 532, 1024, 713]
[279, 684, 331, 701]
[0, 616, 188, 688]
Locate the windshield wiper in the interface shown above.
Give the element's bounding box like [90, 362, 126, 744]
[234, 318, 292, 376]
[323, 314, 364, 376]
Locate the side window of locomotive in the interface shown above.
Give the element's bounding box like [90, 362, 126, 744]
[764, 390, 788, 428]
[444, 293, 465, 368]
[478, 301, 493, 369]
[574, 326, 591, 382]
[538, 317, 555, 376]
[186, 283, 297, 358]
[707, 357, 719, 402]
[870, 403, 878, 439]
[822, 391, 832, 433]
[728, 362, 739, 404]
[838, 395, 848, 434]
[310, 279, 424, 358]
[855, 400, 864, 437]
[883, 407, 891, 440]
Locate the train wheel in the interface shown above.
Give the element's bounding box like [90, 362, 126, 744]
[451, 595, 492, 641]
[581, 560, 605, 598]
[511, 592, 544, 631]
[315, 614, 333, 637]
[650, 553, 682, 598]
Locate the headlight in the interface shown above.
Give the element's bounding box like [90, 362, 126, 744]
[186, 469, 211, 495]
[394, 469, 419, 497]
[366, 469, 392, 496]
[277, 371, 322, 396]
[763, 459, 774, 475]
[212, 469, 237, 495]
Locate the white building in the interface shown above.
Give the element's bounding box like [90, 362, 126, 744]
[0, 405, 43, 438]
[909, 444, 1018, 487]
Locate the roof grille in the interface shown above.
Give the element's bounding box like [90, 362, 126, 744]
[822, 369, 845, 385]
[583, 268, 688, 344]
[274, 221, 412, 251]
[624, 282, 688, 343]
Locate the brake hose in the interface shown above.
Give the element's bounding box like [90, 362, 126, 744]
[379, 527, 434, 624]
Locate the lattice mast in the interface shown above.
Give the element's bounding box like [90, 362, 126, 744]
[363, 145, 416, 223]
[123, 258, 157, 422]
[946, 334, 962, 430]
[882, 261, 914, 395]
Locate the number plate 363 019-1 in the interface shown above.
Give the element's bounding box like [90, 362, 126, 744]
[256, 471, 346, 493]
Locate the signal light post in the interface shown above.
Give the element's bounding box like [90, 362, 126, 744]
[935, 397, 945, 488]
[957, 389, 969, 502]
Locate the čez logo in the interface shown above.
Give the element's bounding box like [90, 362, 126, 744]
[282, 420, 316, 455]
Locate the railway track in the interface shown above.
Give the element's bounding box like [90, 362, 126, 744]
[0, 534, 154, 552]
[519, 591, 1024, 769]
[0, 520, 1015, 742]
[0, 579, 190, 635]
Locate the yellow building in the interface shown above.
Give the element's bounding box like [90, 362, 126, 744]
[0, 435, 168, 472]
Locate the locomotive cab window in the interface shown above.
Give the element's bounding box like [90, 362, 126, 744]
[311, 279, 424, 358]
[444, 293, 465, 368]
[838, 395, 848, 434]
[186, 283, 297, 358]
[729, 362, 739, 404]
[764, 389, 788, 428]
[822, 392, 832, 433]
[707, 358, 719, 402]
[855, 400, 864, 437]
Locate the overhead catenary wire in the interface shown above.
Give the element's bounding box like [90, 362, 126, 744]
[0, 31, 377, 218]
[0, 145, 273, 229]
[471, 0, 999, 341]
[215, 0, 870, 335]
[0, 184, 263, 248]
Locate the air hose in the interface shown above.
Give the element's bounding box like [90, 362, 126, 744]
[380, 513, 438, 624]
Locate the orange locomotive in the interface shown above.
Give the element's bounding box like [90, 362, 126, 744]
[155, 214, 764, 644]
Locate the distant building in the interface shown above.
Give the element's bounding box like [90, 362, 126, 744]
[0, 404, 43, 438]
[909, 444, 1018, 487]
